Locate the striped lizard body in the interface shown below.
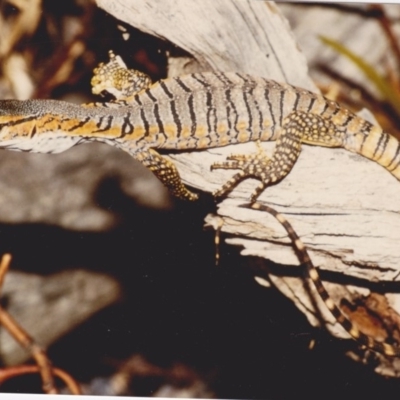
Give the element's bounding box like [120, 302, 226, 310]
[0, 51, 400, 201]
[1, 51, 400, 356]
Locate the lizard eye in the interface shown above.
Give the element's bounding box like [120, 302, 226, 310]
[100, 90, 116, 101]
[2, 2, 20, 20]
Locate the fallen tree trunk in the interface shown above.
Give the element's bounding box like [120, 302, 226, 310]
[97, 0, 400, 376]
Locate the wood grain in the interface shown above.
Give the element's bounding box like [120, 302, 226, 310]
[97, 0, 400, 371]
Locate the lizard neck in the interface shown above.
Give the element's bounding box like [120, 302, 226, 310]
[0, 99, 142, 153]
[0, 99, 132, 139]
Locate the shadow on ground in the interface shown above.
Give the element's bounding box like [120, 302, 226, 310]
[0, 176, 399, 399]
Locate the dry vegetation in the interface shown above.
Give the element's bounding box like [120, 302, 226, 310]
[1, 1, 400, 398]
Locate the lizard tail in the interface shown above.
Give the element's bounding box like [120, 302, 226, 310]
[242, 201, 400, 357]
[345, 125, 400, 181]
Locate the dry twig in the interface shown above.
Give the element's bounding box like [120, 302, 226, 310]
[0, 253, 82, 394]
[0, 365, 82, 395]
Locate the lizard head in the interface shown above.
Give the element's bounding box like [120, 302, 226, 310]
[91, 50, 152, 102]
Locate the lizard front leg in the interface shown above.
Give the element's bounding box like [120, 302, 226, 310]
[135, 148, 199, 201]
[212, 111, 344, 202]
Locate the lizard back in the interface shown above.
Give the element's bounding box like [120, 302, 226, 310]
[0, 72, 336, 151]
[0, 71, 399, 181]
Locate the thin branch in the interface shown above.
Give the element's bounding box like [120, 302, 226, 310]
[0, 254, 59, 393]
[0, 365, 82, 395]
[0, 305, 57, 394]
[0, 254, 12, 292]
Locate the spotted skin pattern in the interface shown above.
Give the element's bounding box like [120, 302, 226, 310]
[90, 52, 152, 106]
[1, 51, 400, 201]
[0, 52, 400, 356]
[246, 202, 400, 357]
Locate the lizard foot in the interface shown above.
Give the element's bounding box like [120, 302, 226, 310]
[211, 116, 308, 201]
[138, 148, 199, 201]
[211, 148, 272, 202]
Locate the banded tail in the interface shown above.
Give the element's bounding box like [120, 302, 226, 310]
[244, 202, 400, 357]
[332, 111, 400, 181]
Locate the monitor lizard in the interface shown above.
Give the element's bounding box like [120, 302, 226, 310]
[0, 50, 399, 357]
[1, 51, 399, 202]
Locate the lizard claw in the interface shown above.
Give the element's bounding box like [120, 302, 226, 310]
[210, 159, 240, 170]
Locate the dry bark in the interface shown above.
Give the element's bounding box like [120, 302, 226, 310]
[96, 0, 400, 374]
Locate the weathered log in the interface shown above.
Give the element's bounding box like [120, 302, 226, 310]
[97, 0, 400, 375]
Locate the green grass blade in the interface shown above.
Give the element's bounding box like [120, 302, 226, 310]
[320, 35, 400, 116]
